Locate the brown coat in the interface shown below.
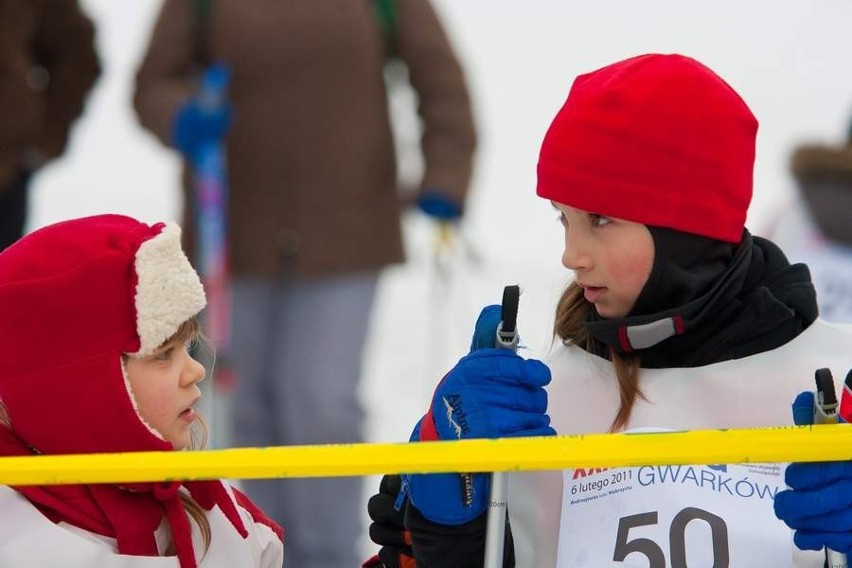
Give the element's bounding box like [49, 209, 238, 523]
[0, 0, 100, 188]
[134, 0, 476, 278]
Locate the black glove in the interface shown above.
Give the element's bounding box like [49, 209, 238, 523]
[366, 474, 416, 568]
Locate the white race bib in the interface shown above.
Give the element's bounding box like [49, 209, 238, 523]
[557, 462, 791, 567]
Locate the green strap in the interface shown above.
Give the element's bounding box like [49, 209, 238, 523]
[372, 0, 398, 59]
[194, 0, 212, 18]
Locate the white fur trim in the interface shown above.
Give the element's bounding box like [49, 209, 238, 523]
[133, 223, 206, 356]
[120, 356, 166, 441]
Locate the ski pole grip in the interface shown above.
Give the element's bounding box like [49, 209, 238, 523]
[495, 285, 520, 350]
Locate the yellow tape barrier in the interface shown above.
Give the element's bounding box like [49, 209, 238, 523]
[2, 425, 852, 485]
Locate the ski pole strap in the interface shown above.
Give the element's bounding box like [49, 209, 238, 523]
[496, 285, 520, 350]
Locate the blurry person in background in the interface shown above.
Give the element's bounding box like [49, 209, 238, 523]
[0, 0, 100, 251]
[132, 1, 476, 566]
[768, 117, 852, 323]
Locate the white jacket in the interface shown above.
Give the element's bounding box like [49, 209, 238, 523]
[0, 483, 283, 567]
[509, 319, 852, 567]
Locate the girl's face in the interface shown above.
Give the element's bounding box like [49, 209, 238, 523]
[125, 338, 205, 450]
[554, 202, 655, 318]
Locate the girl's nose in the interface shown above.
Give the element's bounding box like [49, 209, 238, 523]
[182, 351, 206, 386]
[562, 230, 591, 271]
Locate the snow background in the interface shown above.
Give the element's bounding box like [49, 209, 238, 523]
[28, 0, 852, 557]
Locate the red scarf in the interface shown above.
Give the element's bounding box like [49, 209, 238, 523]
[0, 427, 248, 568]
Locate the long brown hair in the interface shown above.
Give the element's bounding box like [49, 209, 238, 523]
[554, 282, 644, 432]
[168, 414, 212, 559]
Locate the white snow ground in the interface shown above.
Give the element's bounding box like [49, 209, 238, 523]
[28, 0, 852, 560]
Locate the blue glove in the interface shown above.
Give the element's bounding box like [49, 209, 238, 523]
[404, 305, 555, 525]
[171, 63, 233, 162]
[774, 391, 852, 553]
[416, 189, 463, 221]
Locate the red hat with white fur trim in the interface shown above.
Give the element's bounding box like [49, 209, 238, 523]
[537, 53, 758, 244]
[0, 214, 206, 455]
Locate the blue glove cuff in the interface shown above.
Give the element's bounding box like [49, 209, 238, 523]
[405, 471, 490, 525]
[404, 416, 490, 525]
[417, 190, 462, 221]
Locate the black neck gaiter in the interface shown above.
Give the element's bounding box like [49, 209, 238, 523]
[629, 226, 734, 316]
[582, 229, 818, 368]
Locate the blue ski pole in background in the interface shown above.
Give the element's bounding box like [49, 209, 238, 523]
[192, 64, 236, 445]
[484, 285, 521, 568]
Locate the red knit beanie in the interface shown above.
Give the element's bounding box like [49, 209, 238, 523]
[0, 214, 206, 455]
[537, 53, 758, 243]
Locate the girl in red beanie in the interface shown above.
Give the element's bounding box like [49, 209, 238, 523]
[0, 215, 283, 567]
[366, 54, 852, 567]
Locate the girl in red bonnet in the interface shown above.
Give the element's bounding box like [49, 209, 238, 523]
[0, 215, 283, 567]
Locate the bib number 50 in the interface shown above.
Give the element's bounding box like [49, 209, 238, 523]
[613, 508, 730, 567]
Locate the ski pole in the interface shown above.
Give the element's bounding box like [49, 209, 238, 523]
[194, 64, 232, 357]
[484, 285, 520, 568]
[814, 369, 848, 568]
[193, 64, 236, 447]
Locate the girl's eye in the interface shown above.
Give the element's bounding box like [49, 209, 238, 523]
[154, 347, 174, 361]
[589, 214, 611, 228]
[556, 211, 568, 226]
